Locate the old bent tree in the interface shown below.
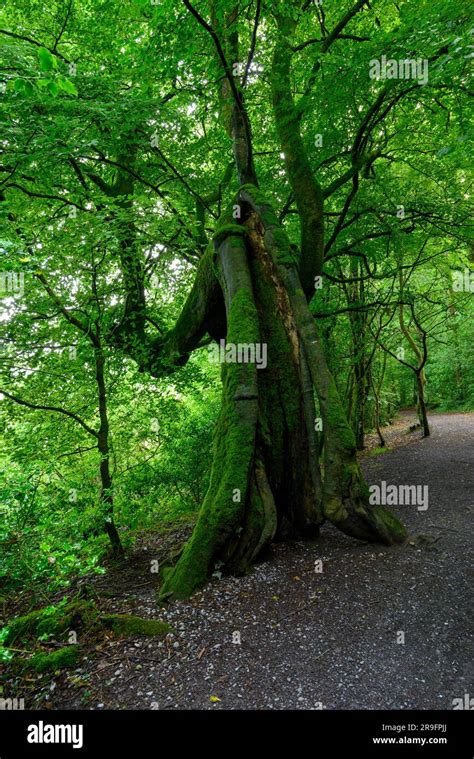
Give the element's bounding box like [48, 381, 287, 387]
[112, 3, 407, 601]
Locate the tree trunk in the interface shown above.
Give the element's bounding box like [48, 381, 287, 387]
[159, 190, 406, 601]
[397, 272, 430, 438]
[160, 217, 323, 601]
[416, 369, 430, 438]
[347, 258, 369, 451]
[353, 357, 367, 450]
[370, 363, 385, 448]
[144, 6, 405, 603]
[95, 347, 124, 558]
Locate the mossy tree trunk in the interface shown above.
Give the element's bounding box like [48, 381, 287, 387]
[160, 211, 324, 601]
[240, 189, 407, 546]
[159, 189, 406, 601]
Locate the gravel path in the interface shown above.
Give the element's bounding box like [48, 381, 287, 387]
[18, 412, 474, 710]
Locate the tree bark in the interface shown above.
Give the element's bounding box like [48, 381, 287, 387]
[240, 187, 407, 546]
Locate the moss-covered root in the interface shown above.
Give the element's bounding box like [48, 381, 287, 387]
[321, 381, 407, 545]
[100, 614, 172, 637]
[27, 645, 82, 673]
[323, 461, 407, 545]
[2, 602, 171, 650]
[1, 600, 98, 646]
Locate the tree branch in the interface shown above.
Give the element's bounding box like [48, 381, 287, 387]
[0, 28, 70, 63]
[1, 389, 99, 438]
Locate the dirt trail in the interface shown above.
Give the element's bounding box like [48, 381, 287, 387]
[13, 412, 474, 710]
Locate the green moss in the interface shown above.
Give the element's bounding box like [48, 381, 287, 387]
[2, 609, 44, 645]
[100, 614, 172, 637]
[267, 226, 296, 265]
[249, 253, 300, 438]
[159, 278, 262, 601]
[37, 601, 98, 638]
[28, 645, 82, 673]
[227, 288, 260, 344]
[239, 183, 272, 208]
[371, 505, 408, 544]
[239, 185, 279, 230]
[212, 224, 247, 247]
[3, 604, 173, 677]
[323, 497, 348, 523]
[238, 185, 297, 265]
[368, 446, 391, 456]
[325, 379, 357, 452]
[2, 600, 98, 645]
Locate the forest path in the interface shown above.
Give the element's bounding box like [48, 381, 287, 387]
[49, 412, 474, 709]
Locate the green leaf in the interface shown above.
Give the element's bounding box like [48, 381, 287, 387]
[57, 77, 78, 96]
[46, 80, 58, 96]
[23, 81, 35, 96]
[38, 47, 56, 72]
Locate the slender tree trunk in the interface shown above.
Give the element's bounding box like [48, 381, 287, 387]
[397, 272, 430, 437]
[95, 347, 124, 558]
[416, 369, 430, 438]
[347, 259, 369, 450]
[370, 364, 385, 448]
[376, 349, 388, 443]
[450, 308, 464, 401]
[353, 357, 367, 450]
[346, 369, 355, 427]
